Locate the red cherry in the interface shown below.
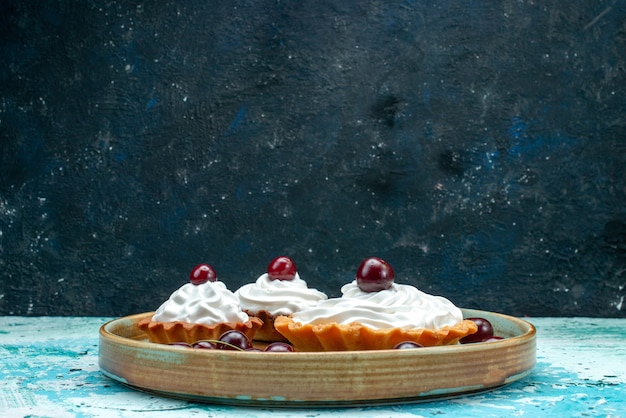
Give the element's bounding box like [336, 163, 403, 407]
[264, 342, 295, 352]
[482, 336, 504, 342]
[393, 341, 423, 349]
[192, 341, 217, 349]
[460, 317, 495, 344]
[355, 257, 395, 292]
[267, 256, 297, 281]
[189, 264, 217, 285]
[216, 330, 252, 350]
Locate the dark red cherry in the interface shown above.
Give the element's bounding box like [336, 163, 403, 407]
[460, 317, 494, 343]
[190, 264, 217, 285]
[216, 330, 252, 350]
[267, 256, 297, 281]
[192, 341, 217, 349]
[355, 257, 395, 292]
[264, 342, 295, 352]
[482, 336, 504, 342]
[393, 341, 423, 349]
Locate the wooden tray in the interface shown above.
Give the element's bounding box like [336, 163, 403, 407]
[98, 309, 536, 407]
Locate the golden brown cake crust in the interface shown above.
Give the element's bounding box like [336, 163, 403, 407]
[243, 309, 289, 342]
[274, 316, 478, 351]
[137, 316, 264, 344]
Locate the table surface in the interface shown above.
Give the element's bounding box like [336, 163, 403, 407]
[1, 316, 625, 418]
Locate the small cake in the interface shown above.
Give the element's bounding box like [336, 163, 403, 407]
[138, 264, 263, 344]
[274, 257, 477, 351]
[235, 256, 328, 342]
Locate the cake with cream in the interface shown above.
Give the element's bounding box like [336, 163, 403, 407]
[274, 257, 477, 351]
[235, 256, 328, 341]
[138, 263, 263, 344]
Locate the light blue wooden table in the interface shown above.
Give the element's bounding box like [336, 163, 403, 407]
[1, 316, 624, 417]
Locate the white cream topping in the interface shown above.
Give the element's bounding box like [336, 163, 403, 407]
[152, 281, 250, 325]
[291, 280, 463, 330]
[235, 273, 328, 316]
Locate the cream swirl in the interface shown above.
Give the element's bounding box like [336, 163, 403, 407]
[235, 273, 328, 316]
[152, 281, 250, 325]
[291, 281, 462, 330]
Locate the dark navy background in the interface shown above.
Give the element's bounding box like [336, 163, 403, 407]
[1, 1, 625, 317]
